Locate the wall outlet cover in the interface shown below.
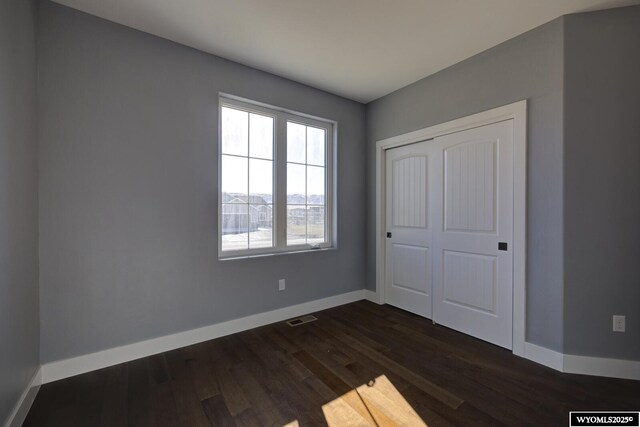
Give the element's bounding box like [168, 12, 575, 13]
[613, 315, 625, 332]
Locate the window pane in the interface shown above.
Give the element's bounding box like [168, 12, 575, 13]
[249, 159, 273, 200]
[221, 203, 248, 251]
[307, 166, 325, 205]
[287, 205, 306, 246]
[221, 107, 248, 156]
[249, 113, 273, 160]
[307, 127, 325, 166]
[222, 155, 248, 199]
[307, 206, 325, 245]
[287, 163, 306, 204]
[287, 122, 306, 163]
[249, 204, 273, 249]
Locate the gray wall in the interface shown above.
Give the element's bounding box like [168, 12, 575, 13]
[366, 19, 566, 351]
[0, 0, 40, 423]
[37, 1, 366, 363]
[563, 6, 640, 360]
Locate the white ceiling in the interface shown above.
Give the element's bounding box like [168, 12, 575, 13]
[52, 0, 640, 103]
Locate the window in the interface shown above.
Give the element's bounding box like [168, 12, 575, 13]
[219, 96, 334, 257]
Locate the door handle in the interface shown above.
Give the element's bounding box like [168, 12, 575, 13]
[498, 242, 508, 251]
[387, 232, 392, 238]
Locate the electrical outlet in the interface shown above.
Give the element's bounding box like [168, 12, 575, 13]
[279, 279, 285, 291]
[613, 315, 625, 332]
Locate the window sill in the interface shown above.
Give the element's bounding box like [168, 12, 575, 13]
[219, 246, 336, 261]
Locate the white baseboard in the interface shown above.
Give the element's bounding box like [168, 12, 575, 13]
[4, 367, 41, 427]
[38, 289, 639, 385]
[523, 342, 564, 371]
[41, 289, 365, 384]
[522, 342, 640, 381]
[563, 354, 640, 381]
[364, 289, 383, 304]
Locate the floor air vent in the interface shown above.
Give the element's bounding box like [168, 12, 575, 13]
[286, 315, 317, 327]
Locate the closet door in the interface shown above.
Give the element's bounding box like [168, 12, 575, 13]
[384, 140, 433, 318]
[431, 120, 514, 349]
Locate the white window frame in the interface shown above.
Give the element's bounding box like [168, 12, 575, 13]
[218, 95, 335, 259]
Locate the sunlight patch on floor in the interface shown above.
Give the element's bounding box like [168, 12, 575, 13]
[284, 374, 428, 426]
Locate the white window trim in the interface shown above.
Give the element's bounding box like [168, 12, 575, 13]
[218, 95, 336, 259]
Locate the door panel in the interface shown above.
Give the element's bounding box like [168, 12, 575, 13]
[444, 140, 496, 233]
[432, 120, 513, 349]
[392, 156, 427, 228]
[443, 250, 497, 314]
[385, 141, 432, 318]
[392, 244, 429, 293]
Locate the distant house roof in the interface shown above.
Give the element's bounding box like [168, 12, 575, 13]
[223, 192, 324, 205]
[222, 193, 270, 204]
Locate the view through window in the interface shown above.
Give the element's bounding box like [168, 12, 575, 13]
[221, 107, 274, 251]
[286, 122, 326, 246]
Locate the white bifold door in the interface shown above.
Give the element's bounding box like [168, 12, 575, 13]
[385, 120, 514, 349]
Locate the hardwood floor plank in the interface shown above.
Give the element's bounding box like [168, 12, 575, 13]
[303, 374, 339, 403]
[127, 358, 152, 427]
[233, 408, 264, 427]
[147, 353, 171, 385]
[214, 363, 252, 417]
[165, 349, 213, 426]
[99, 364, 128, 427]
[260, 325, 302, 353]
[322, 316, 391, 353]
[201, 395, 236, 427]
[230, 361, 289, 426]
[250, 329, 314, 381]
[183, 344, 221, 401]
[149, 381, 180, 427]
[293, 350, 352, 396]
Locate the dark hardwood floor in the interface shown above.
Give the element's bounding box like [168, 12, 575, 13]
[25, 301, 640, 426]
